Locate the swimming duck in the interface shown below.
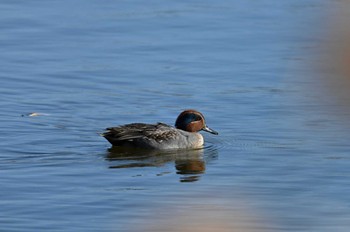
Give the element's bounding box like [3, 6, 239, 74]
[102, 110, 218, 149]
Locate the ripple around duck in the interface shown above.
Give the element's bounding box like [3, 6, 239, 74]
[207, 135, 305, 151]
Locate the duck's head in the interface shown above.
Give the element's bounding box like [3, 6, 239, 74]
[175, 110, 218, 135]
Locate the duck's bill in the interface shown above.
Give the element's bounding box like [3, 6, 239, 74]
[202, 126, 219, 135]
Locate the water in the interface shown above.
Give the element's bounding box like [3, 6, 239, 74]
[1, 0, 350, 231]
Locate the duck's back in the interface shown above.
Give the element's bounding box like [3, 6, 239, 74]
[102, 123, 203, 149]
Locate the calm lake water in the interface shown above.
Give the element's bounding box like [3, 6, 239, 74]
[1, 0, 350, 231]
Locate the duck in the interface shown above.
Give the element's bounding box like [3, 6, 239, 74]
[101, 110, 218, 149]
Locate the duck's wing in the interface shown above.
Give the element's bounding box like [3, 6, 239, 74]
[102, 123, 178, 148]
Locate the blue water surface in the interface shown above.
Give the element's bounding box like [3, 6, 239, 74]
[1, 0, 350, 231]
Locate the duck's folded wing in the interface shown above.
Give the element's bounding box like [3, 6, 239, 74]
[102, 123, 178, 147]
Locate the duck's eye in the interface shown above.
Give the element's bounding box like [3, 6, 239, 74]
[184, 113, 201, 122]
[193, 114, 202, 121]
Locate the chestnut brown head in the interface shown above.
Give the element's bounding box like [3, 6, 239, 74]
[175, 110, 218, 135]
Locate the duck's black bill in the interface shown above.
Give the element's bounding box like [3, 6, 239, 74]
[202, 126, 218, 135]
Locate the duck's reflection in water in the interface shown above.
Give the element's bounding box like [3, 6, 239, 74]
[106, 146, 218, 182]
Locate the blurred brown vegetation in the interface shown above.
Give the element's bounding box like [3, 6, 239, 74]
[319, 1, 350, 107]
